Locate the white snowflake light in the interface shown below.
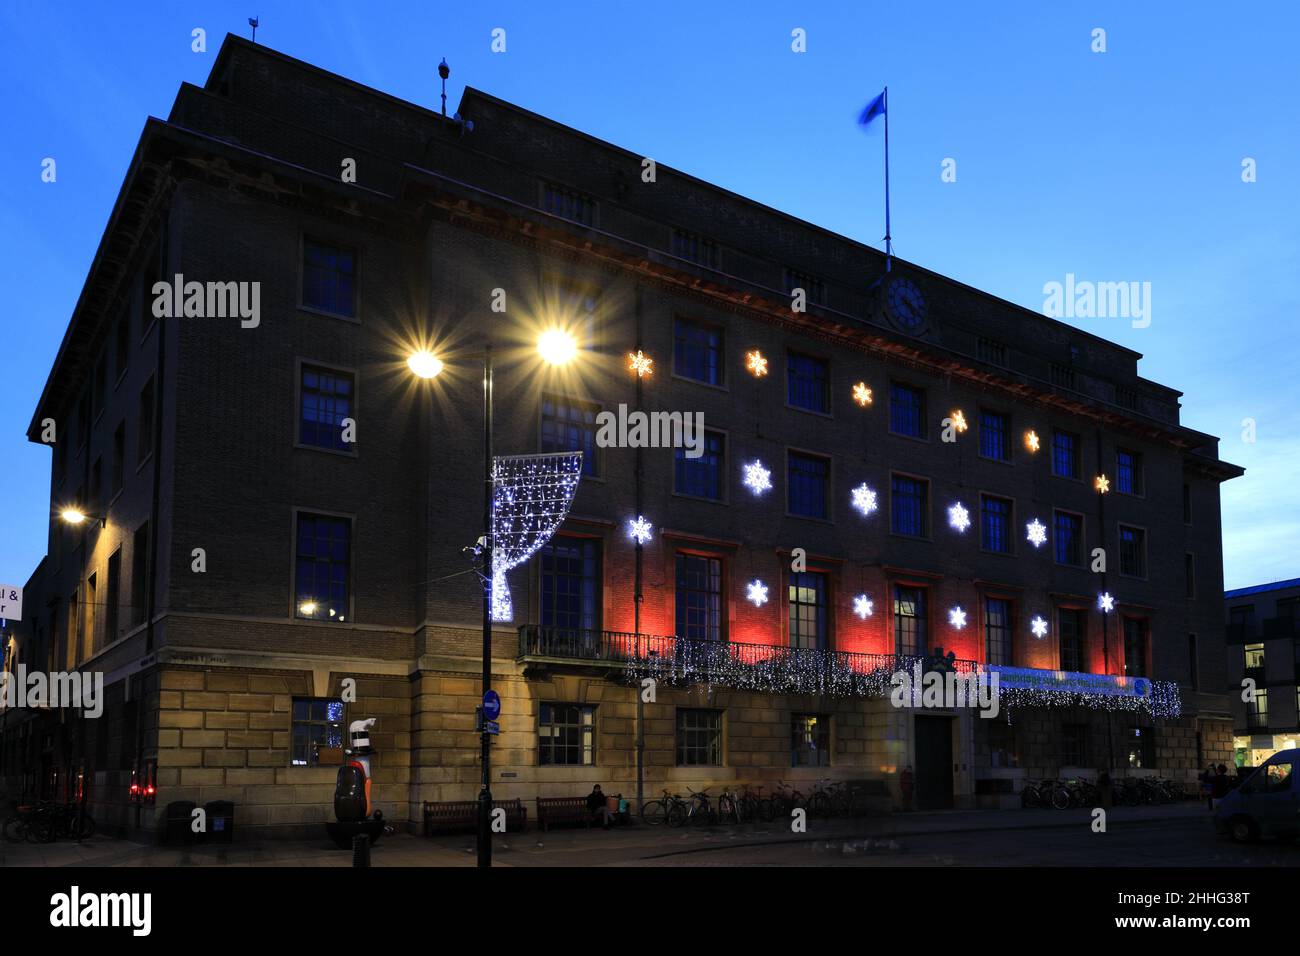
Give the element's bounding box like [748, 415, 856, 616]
[743, 461, 772, 495]
[1031, 615, 1049, 639]
[747, 580, 769, 607]
[627, 515, 653, 545]
[948, 606, 967, 629]
[1098, 592, 1115, 613]
[853, 594, 874, 619]
[948, 502, 971, 533]
[851, 483, 878, 517]
[1026, 518, 1047, 548]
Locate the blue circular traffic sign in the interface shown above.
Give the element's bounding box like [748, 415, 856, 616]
[482, 690, 501, 720]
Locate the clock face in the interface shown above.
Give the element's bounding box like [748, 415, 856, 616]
[885, 276, 927, 332]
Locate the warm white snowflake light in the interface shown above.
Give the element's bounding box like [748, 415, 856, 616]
[1098, 592, 1116, 613]
[1095, 474, 1111, 494]
[747, 580, 769, 607]
[627, 515, 653, 545]
[1031, 615, 1049, 639]
[743, 460, 773, 495]
[852, 382, 873, 407]
[948, 606, 968, 629]
[628, 350, 653, 377]
[850, 483, 878, 517]
[950, 410, 968, 432]
[746, 350, 768, 377]
[1024, 430, 1040, 453]
[947, 502, 971, 533]
[1026, 518, 1047, 548]
[853, 594, 874, 619]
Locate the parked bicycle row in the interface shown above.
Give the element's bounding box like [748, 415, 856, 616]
[640, 780, 871, 827]
[2, 800, 97, 844]
[1020, 776, 1189, 809]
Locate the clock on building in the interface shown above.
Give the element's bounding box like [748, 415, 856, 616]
[883, 275, 928, 333]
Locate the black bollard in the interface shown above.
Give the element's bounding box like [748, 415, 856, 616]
[352, 833, 371, 867]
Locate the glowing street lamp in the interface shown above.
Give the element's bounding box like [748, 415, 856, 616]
[538, 329, 578, 366]
[59, 507, 104, 528]
[407, 350, 444, 379]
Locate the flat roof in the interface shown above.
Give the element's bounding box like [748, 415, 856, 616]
[1225, 577, 1300, 599]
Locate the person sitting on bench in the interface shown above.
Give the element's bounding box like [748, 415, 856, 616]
[586, 784, 614, 830]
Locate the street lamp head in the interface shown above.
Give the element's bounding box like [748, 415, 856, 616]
[407, 350, 444, 379]
[60, 507, 87, 525]
[537, 329, 578, 366]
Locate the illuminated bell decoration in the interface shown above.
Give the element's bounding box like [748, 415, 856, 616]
[1095, 474, 1110, 494]
[627, 515, 653, 545]
[852, 382, 873, 407]
[1025, 430, 1040, 453]
[746, 580, 769, 606]
[746, 350, 768, 376]
[947, 502, 971, 533]
[1026, 518, 1047, 548]
[853, 594, 873, 619]
[1098, 592, 1116, 613]
[743, 460, 772, 495]
[1031, 615, 1049, 639]
[490, 452, 584, 621]
[628, 350, 653, 377]
[850, 483, 878, 517]
[948, 606, 967, 629]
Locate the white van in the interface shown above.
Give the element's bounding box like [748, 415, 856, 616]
[1214, 748, 1299, 843]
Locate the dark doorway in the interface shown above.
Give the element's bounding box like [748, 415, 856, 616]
[914, 716, 954, 809]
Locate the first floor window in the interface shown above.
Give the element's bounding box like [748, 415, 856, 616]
[675, 709, 722, 766]
[788, 571, 828, 650]
[539, 703, 595, 766]
[792, 714, 830, 767]
[291, 698, 345, 766]
[1123, 617, 1149, 678]
[1059, 608, 1087, 672]
[675, 553, 723, 642]
[295, 513, 351, 621]
[894, 585, 927, 655]
[540, 537, 601, 637]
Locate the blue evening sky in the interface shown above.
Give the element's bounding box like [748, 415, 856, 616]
[1, 1, 1296, 592]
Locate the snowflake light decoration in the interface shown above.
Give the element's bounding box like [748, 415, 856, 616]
[1026, 518, 1047, 548]
[627, 515, 653, 545]
[950, 410, 968, 432]
[746, 350, 768, 377]
[743, 460, 773, 495]
[948, 502, 971, 533]
[852, 382, 873, 407]
[628, 350, 653, 377]
[1025, 430, 1040, 453]
[1031, 615, 1049, 639]
[853, 594, 874, 619]
[851, 483, 878, 517]
[1095, 474, 1110, 494]
[1098, 592, 1116, 613]
[948, 606, 968, 629]
[747, 580, 769, 607]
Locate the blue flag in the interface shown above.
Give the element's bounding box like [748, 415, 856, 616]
[858, 91, 886, 128]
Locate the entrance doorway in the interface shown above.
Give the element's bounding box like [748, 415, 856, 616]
[915, 715, 954, 810]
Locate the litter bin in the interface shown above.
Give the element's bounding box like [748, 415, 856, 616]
[204, 800, 235, 844]
[162, 800, 197, 845]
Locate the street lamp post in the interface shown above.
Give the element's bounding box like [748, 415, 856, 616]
[477, 344, 494, 868]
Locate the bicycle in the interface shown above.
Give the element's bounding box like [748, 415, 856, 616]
[2, 803, 56, 844]
[716, 786, 742, 825]
[805, 778, 836, 818]
[668, 787, 715, 827]
[738, 785, 774, 823]
[639, 788, 677, 826]
[771, 780, 805, 818]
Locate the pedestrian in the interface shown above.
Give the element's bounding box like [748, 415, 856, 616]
[1210, 764, 1230, 809]
[899, 765, 914, 812]
[586, 784, 614, 829]
[1199, 766, 1214, 811]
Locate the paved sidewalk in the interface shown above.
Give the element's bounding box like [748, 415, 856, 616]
[0, 802, 1212, 867]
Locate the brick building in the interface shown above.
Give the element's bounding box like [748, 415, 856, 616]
[1224, 578, 1300, 767]
[1, 35, 1242, 837]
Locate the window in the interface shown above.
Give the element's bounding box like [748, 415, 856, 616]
[1061, 723, 1088, 767]
[783, 268, 825, 305]
[290, 698, 345, 766]
[539, 703, 595, 766]
[130, 522, 149, 626]
[981, 495, 1013, 554]
[889, 382, 926, 438]
[1116, 449, 1143, 495]
[111, 423, 125, 498]
[1183, 483, 1192, 524]
[1187, 633, 1199, 689]
[675, 554, 723, 643]
[1246, 689, 1269, 729]
[1115, 384, 1139, 410]
[675, 710, 722, 766]
[1054, 511, 1083, 566]
[1050, 363, 1075, 390]
[299, 365, 354, 452]
[1262, 760, 1294, 795]
[541, 181, 596, 226]
[1059, 608, 1087, 672]
[540, 396, 600, 477]
[540, 537, 601, 635]
[1229, 606, 1255, 639]
[302, 238, 357, 317]
[1051, 430, 1079, 478]
[84, 572, 96, 662]
[1119, 525, 1146, 578]
[1243, 643, 1265, 672]
[137, 377, 154, 466]
[788, 452, 830, 519]
[671, 228, 717, 269]
[1185, 554, 1195, 598]
[1123, 618, 1149, 678]
[985, 597, 1013, 666]
[791, 714, 830, 767]
[890, 474, 928, 537]
[787, 352, 830, 414]
[979, 410, 1010, 461]
[673, 318, 723, 386]
[675, 430, 725, 500]
[1127, 726, 1156, 769]
[103, 550, 120, 651]
[788, 571, 828, 650]
[294, 513, 351, 622]
[894, 586, 927, 655]
[115, 317, 129, 381]
[978, 337, 1007, 366]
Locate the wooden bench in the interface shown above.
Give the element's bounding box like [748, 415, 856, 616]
[422, 799, 527, 836]
[535, 796, 592, 832]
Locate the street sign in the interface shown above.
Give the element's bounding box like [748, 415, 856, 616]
[484, 720, 500, 735]
[0, 585, 21, 621]
[482, 689, 501, 721]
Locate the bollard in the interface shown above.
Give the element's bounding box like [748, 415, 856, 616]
[352, 833, 370, 867]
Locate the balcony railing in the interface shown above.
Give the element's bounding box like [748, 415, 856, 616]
[517, 625, 976, 698]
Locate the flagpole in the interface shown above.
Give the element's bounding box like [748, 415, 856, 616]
[883, 86, 892, 273]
